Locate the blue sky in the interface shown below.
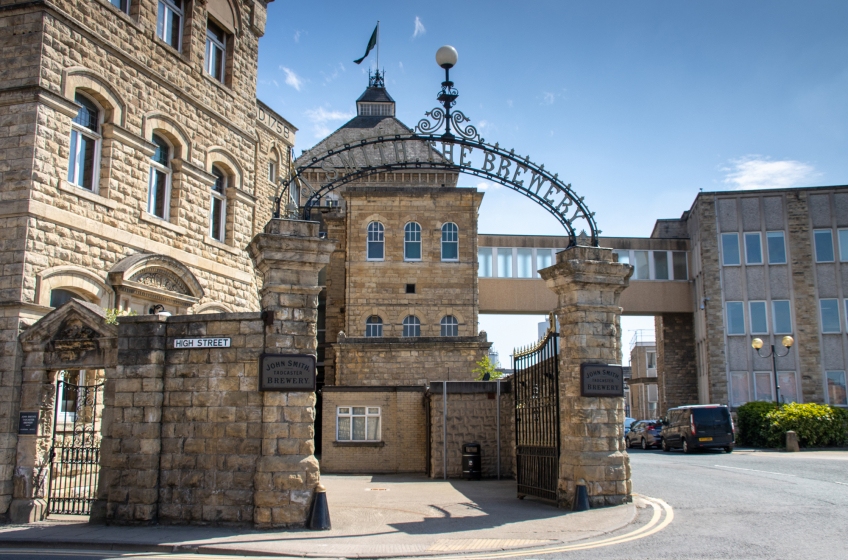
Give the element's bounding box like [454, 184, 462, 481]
[257, 1, 848, 364]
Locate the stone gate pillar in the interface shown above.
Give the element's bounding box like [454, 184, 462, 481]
[247, 218, 335, 528]
[540, 246, 632, 508]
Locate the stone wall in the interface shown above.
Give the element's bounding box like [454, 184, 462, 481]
[428, 381, 515, 479]
[656, 313, 698, 414]
[320, 387, 426, 474]
[334, 335, 490, 387]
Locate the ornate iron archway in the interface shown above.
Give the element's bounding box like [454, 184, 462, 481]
[276, 58, 600, 248]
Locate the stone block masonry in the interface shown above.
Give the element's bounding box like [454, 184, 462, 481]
[656, 313, 698, 415]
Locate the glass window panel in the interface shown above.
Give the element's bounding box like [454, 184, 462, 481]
[777, 372, 798, 404]
[826, 371, 848, 405]
[745, 233, 763, 264]
[647, 384, 658, 402]
[726, 302, 745, 335]
[478, 248, 492, 277]
[338, 408, 350, 414]
[749, 301, 768, 334]
[672, 252, 687, 280]
[754, 372, 773, 401]
[536, 249, 552, 277]
[367, 408, 379, 415]
[820, 299, 841, 333]
[367, 222, 384, 260]
[767, 231, 787, 264]
[404, 223, 421, 260]
[646, 352, 656, 369]
[337, 417, 350, 440]
[814, 230, 834, 262]
[517, 248, 533, 278]
[366, 416, 380, 440]
[730, 372, 750, 406]
[839, 230, 848, 262]
[497, 248, 512, 278]
[653, 252, 669, 280]
[352, 416, 366, 440]
[634, 251, 649, 279]
[772, 300, 792, 334]
[722, 233, 740, 266]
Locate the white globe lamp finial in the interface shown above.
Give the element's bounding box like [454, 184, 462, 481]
[436, 45, 458, 69]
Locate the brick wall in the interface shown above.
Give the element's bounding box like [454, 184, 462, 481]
[428, 382, 515, 479]
[320, 387, 426, 474]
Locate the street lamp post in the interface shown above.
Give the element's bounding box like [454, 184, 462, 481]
[751, 335, 794, 405]
[434, 45, 459, 139]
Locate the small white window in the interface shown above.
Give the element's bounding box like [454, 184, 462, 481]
[744, 232, 763, 265]
[110, 0, 130, 13]
[367, 222, 384, 260]
[157, 0, 183, 50]
[440, 315, 458, 337]
[365, 315, 382, 337]
[672, 251, 688, 280]
[148, 134, 172, 220]
[478, 248, 493, 277]
[653, 251, 669, 280]
[441, 223, 458, 261]
[646, 351, 657, 373]
[814, 230, 834, 263]
[634, 251, 649, 279]
[497, 248, 512, 278]
[820, 299, 841, 333]
[826, 371, 847, 405]
[772, 300, 792, 334]
[205, 19, 226, 83]
[402, 315, 420, 337]
[754, 372, 773, 401]
[404, 222, 422, 261]
[68, 93, 101, 192]
[336, 406, 381, 441]
[730, 371, 751, 407]
[777, 371, 798, 404]
[268, 161, 277, 183]
[749, 301, 768, 334]
[726, 302, 745, 335]
[517, 248, 533, 278]
[536, 249, 553, 277]
[210, 165, 227, 242]
[721, 233, 740, 266]
[767, 231, 787, 264]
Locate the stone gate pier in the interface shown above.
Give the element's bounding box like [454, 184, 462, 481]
[541, 246, 633, 508]
[91, 219, 334, 526]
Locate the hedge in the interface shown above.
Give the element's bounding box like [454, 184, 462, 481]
[736, 401, 848, 448]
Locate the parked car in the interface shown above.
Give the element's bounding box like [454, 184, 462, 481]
[626, 420, 663, 449]
[624, 417, 637, 435]
[661, 405, 734, 453]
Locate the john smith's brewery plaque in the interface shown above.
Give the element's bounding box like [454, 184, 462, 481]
[260, 354, 316, 391]
[580, 363, 624, 397]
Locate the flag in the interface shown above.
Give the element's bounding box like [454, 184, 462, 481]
[353, 23, 378, 65]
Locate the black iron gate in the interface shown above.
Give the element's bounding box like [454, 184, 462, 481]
[48, 378, 104, 515]
[513, 325, 560, 503]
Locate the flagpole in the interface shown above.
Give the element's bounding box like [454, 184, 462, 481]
[376, 21, 380, 74]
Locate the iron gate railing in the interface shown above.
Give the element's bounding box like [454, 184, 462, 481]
[48, 379, 104, 515]
[513, 324, 560, 503]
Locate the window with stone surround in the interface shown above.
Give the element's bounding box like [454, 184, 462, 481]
[820, 299, 841, 333]
[402, 315, 421, 337]
[209, 165, 227, 242]
[68, 93, 102, 192]
[744, 232, 763, 265]
[814, 230, 834, 262]
[110, 0, 130, 14]
[157, 0, 183, 51]
[749, 301, 768, 334]
[441, 223, 458, 261]
[440, 315, 458, 337]
[404, 222, 422, 261]
[726, 301, 745, 335]
[772, 300, 792, 334]
[336, 406, 381, 441]
[721, 233, 740, 266]
[367, 222, 384, 260]
[767, 231, 787, 264]
[205, 19, 227, 83]
[365, 315, 382, 337]
[148, 134, 172, 220]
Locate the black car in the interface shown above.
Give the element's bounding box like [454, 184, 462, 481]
[625, 420, 663, 449]
[661, 405, 734, 453]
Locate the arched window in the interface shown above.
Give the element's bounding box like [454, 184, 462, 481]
[68, 93, 101, 192]
[402, 315, 421, 337]
[441, 223, 458, 261]
[404, 222, 422, 261]
[268, 150, 279, 183]
[210, 165, 227, 241]
[50, 289, 82, 308]
[367, 222, 384, 260]
[440, 315, 458, 337]
[365, 315, 383, 337]
[148, 134, 172, 219]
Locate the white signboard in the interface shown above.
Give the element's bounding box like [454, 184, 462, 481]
[173, 338, 232, 349]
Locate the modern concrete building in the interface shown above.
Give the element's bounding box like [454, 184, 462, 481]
[627, 331, 658, 420]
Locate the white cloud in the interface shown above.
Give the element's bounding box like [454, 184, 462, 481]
[320, 62, 346, 85]
[281, 67, 304, 91]
[304, 106, 354, 139]
[722, 155, 819, 190]
[477, 119, 489, 130]
[399, 61, 404, 72]
[542, 91, 555, 105]
[413, 16, 426, 39]
[294, 30, 301, 43]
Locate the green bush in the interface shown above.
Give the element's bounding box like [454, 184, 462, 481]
[736, 401, 778, 447]
[764, 403, 848, 448]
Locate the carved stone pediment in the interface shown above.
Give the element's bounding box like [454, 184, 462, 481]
[129, 268, 191, 296]
[49, 318, 100, 362]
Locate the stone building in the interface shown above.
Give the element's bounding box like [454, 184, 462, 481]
[0, 0, 293, 520]
[627, 332, 658, 420]
[294, 73, 491, 474]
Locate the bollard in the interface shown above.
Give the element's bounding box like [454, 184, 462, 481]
[785, 431, 800, 453]
[572, 484, 590, 512]
[308, 483, 331, 530]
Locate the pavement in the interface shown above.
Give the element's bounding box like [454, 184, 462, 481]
[0, 474, 669, 559]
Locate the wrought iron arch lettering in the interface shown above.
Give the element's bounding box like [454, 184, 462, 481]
[278, 135, 599, 247]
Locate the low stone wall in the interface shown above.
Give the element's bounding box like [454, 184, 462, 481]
[428, 381, 515, 479]
[320, 387, 426, 474]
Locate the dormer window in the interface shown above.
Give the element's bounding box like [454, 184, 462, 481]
[357, 103, 394, 117]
